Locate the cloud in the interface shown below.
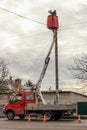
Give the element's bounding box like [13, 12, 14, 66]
[0, 0, 87, 92]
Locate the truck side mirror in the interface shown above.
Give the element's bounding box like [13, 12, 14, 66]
[9, 99, 14, 104]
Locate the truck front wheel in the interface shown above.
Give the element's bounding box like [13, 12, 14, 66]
[7, 111, 15, 120]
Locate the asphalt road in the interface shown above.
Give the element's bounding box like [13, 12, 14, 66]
[0, 118, 87, 130]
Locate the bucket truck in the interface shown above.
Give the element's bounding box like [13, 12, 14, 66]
[3, 10, 74, 121]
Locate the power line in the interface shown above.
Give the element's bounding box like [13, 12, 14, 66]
[63, 21, 87, 26]
[59, 25, 87, 32]
[2, 36, 52, 64]
[0, 33, 87, 53]
[0, 7, 46, 25]
[1, 7, 87, 29]
[0, 38, 51, 54]
[10, 38, 52, 79]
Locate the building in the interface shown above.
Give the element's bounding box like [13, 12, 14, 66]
[0, 90, 87, 105]
[42, 90, 87, 105]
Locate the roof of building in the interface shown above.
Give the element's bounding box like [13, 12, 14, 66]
[41, 90, 87, 98]
[0, 89, 87, 98]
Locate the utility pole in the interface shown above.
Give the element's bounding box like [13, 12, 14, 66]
[47, 10, 59, 104]
[53, 29, 59, 104]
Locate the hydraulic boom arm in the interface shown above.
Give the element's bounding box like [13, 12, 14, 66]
[35, 30, 57, 104]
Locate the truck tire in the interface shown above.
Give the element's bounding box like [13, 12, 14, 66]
[43, 111, 53, 121]
[7, 111, 15, 120]
[19, 115, 25, 120]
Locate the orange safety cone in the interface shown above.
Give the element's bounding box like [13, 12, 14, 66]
[77, 115, 81, 123]
[28, 115, 31, 123]
[43, 115, 47, 123]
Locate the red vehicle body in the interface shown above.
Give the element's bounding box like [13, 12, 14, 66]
[3, 91, 36, 120]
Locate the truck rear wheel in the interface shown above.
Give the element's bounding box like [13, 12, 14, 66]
[7, 111, 15, 120]
[43, 111, 52, 121]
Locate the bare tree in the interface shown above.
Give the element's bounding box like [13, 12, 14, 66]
[0, 58, 9, 90]
[68, 54, 87, 83]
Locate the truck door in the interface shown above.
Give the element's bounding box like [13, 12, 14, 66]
[12, 94, 24, 115]
[25, 92, 36, 104]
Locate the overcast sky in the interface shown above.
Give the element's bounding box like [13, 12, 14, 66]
[0, 0, 87, 93]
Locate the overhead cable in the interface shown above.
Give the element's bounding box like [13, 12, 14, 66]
[1, 7, 87, 29]
[0, 7, 46, 25]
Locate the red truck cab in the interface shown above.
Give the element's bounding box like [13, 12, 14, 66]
[3, 91, 36, 120]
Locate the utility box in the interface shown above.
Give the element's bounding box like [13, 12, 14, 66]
[77, 102, 87, 115]
[47, 15, 59, 30]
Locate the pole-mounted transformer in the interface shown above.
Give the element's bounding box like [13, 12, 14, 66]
[47, 10, 59, 104]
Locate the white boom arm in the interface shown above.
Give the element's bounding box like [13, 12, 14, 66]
[35, 30, 57, 104]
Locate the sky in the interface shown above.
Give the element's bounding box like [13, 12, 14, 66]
[0, 0, 87, 93]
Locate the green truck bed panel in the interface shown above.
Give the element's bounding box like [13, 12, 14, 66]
[77, 102, 87, 115]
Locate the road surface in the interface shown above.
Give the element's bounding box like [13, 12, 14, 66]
[0, 118, 87, 130]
